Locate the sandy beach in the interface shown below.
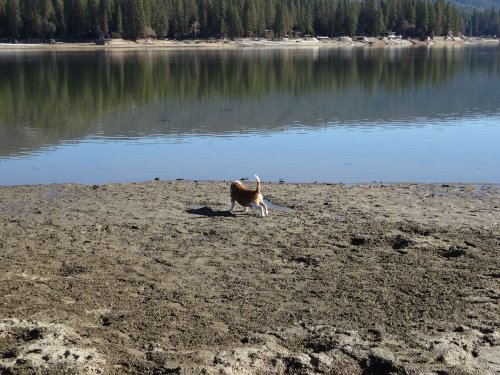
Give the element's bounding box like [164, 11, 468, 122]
[0, 36, 498, 51]
[0, 180, 499, 374]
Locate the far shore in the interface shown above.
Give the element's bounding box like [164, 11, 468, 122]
[1, 35, 499, 51]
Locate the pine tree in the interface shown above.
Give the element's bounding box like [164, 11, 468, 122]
[327, 0, 336, 36]
[428, 0, 436, 35]
[218, 0, 228, 36]
[344, 1, 359, 36]
[152, 0, 168, 37]
[87, 0, 99, 36]
[433, 0, 445, 36]
[452, 6, 463, 34]
[40, 0, 56, 37]
[376, 1, 385, 35]
[122, 0, 145, 39]
[385, 0, 398, 32]
[98, 0, 110, 36]
[264, 0, 275, 31]
[5, 0, 22, 37]
[404, 0, 416, 26]
[303, 1, 313, 35]
[197, 0, 209, 36]
[255, 0, 266, 36]
[114, 1, 123, 36]
[227, 1, 242, 36]
[334, 0, 346, 35]
[52, 0, 66, 37]
[242, 0, 257, 37]
[444, 2, 454, 35]
[274, 1, 286, 37]
[185, 0, 199, 35]
[172, 0, 185, 35]
[314, 0, 328, 36]
[21, 0, 42, 37]
[65, 0, 88, 38]
[416, 0, 429, 35]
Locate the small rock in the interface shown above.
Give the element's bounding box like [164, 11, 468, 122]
[100, 315, 111, 326]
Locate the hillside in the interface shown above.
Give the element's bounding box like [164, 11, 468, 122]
[452, 0, 500, 9]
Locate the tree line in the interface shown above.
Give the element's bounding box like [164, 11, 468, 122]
[0, 0, 497, 41]
[466, 7, 500, 35]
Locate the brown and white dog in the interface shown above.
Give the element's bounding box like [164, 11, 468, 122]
[229, 175, 269, 217]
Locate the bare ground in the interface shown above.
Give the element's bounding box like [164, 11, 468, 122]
[0, 181, 499, 374]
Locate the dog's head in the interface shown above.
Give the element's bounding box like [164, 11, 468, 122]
[230, 180, 245, 193]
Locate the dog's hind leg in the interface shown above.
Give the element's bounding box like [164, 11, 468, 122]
[251, 202, 266, 217]
[261, 200, 269, 216]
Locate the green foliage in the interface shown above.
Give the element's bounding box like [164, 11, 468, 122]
[0, 0, 497, 39]
[465, 7, 500, 35]
[242, 0, 257, 37]
[5, 0, 22, 38]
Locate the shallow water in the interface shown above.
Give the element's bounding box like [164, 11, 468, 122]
[263, 199, 293, 212]
[1, 46, 499, 185]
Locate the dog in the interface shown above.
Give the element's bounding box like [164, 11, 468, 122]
[229, 175, 269, 217]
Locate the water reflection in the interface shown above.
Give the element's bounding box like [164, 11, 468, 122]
[1, 46, 500, 158]
[0, 46, 500, 184]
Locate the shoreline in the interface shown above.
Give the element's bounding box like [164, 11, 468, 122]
[1, 180, 499, 374]
[2, 179, 500, 188]
[1, 36, 498, 51]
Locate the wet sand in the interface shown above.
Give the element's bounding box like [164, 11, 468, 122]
[0, 180, 499, 374]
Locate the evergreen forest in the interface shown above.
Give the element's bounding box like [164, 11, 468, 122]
[0, 0, 499, 41]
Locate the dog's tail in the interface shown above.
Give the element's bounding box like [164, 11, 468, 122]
[254, 175, 261, 193]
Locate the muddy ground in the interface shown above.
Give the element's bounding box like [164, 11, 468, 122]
[0, 181, 499, 374]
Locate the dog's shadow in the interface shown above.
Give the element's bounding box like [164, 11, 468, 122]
[186, 206, 235, 218]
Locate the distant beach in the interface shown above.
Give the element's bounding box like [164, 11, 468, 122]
[0, 36, 498, 51]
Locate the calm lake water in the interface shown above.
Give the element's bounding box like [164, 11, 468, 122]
[1, 46, 500, 185]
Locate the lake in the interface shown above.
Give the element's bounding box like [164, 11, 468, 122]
[1, 45, 499, 185]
